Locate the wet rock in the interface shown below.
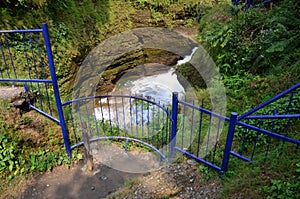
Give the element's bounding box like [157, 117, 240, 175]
[74, 27, 198, 97]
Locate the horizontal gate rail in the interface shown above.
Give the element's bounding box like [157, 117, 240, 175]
[231, 82, 300, 163]
[236, 121, 300, 146]
[238, 82, 300, 121]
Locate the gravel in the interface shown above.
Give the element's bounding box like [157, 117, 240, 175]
[108, 158, 223, 199]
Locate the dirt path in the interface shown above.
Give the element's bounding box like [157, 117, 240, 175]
[18, 163, 142, 199]
[16, 158, 222, 199]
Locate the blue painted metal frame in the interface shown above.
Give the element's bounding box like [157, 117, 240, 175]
[170, 92, 179, 158]
[221, 112, 238, 172]
[239, 82, 300, 121]
[232, 0, 273, 9]
[1, 24, 298, 174]
[62, 94, 172, 161]
[42, 23, 71, 157]
[172, 95, 230, 172]
[0, 23, 72, 158]
[231, 82, 300, 162]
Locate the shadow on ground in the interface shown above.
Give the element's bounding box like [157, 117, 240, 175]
[19, 163, 142, 199]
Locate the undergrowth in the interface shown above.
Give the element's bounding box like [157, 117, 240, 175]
[196, 1, 299, 198]
[0, 99, 82, 191]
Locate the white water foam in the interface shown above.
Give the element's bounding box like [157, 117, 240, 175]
[176, 47, 198, 65]
[95, 47, 199, 122]
[130, 68, 184, 105]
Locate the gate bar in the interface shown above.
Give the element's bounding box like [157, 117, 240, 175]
[42, 23, 72, 158]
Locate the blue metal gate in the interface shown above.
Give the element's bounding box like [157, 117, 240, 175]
[0, 23, 71, 157]
[1, 24, 299, 173]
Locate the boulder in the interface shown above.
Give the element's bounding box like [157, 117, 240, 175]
[0, 86, 27, 107]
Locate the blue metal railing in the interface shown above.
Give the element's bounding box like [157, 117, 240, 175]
[170, 93, 230, 172]
[230, 82, 300, 163]
[232, 0, 274, 9]
[62, 94, 172, 163]
[0, 23, 71, 157]
[1, 24, 299, 174]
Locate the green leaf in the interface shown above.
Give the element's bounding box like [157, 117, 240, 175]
[266, 40, 288, 53]
[76, 153, 83, 160]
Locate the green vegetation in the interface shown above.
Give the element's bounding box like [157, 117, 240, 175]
[130, 0, 214, 28]
[195, 1, 300, 198]
[198, 0, 300, 112]
[0, 99, 82, 193]
[0, 0, 299, 198]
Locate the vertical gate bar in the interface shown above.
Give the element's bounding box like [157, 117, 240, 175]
[162, 105, 165, 147]
[190, 100, 195, 148]
[196, 100, 204, 157]
[29, 33, 43, 111]
[264, 110, 277, 161]
[114, 96, 120, 135]
[206, 114, 212, 158]
[170, 92, 179, 158]
[69, 102, 78, 143]
[181, 104, 186, 149]
[129, 97, 133, 136]
[2, 34, 12, 80]
[141, 99, 144, 139]
[135, 98, 138, 137]
[42, 23, 71, 158]
[212, 110, 222, 164]
[22, 33, 34, 91]
[107, 96, 113, 134]
[281, 91, 294, 149]
[36, 32, 52, 115]
[0, 38, 5, 79]
[4, 33, 17, 80]
[92, 98, 100, 137]
[251, 119, 263, 160]
[121, 96, 126, 136]
[151, 102, 155, 145]
[99, 97, 105, 136]
[221, 112, 238, 173]
[147, 101, 150, 143]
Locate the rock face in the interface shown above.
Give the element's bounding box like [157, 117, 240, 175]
[72, 27, 198, 98]
[0, 86, 27, 107]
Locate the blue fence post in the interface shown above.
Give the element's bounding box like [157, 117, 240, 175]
[170, 92, 179, 158]
[221, 112, 238, 173]
[246, 0, 251, 8]
[42, 23, 72, 158]
[232, 0, 240, 5]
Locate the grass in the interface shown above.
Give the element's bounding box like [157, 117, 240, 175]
[219, 151, 300, 199]
[0, 99, 82, 198]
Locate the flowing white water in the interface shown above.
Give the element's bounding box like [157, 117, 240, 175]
[129, 67, 184, 105]
[176, 47, 198, 65]
[94, 47, 198, 122]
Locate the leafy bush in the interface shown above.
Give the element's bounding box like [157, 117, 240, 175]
[198, 0, 300, 86]
[262, 162, 300, 199]
[0, 133, 27, 180]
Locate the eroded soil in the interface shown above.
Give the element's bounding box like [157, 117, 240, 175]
[15, 157, 222, 199]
